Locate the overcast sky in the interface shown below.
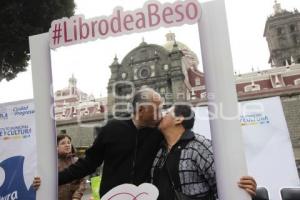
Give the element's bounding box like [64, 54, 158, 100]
[1, 0, 300, 104]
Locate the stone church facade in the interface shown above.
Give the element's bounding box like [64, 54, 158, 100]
[264, 1, 300, 67]
[106, 33, 200, 115]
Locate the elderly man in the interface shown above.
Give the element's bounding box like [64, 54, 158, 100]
[59, 87, 164, 197]
[151, 104, 257, 200]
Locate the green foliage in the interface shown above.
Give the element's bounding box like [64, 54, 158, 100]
[0, 0, 75, 81]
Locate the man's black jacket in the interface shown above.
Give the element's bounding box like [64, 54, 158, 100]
[59, 119, 163, 197]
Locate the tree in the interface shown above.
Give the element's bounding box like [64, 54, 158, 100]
[0, 0, 75, 82]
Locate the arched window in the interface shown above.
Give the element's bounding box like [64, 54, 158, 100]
[293, 36, 299, 45]
[277, 27, 283, 35]
[290, 24, 296, 32]
[195, 78, 201, 86]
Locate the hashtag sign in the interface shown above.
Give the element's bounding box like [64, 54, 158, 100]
[51, 23, 62, 46]
[48, 0, 201, 50]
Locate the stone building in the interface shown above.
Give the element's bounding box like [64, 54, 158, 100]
[106, 33, 201, 114]
[56, 1, 300, 172]
[264, 0, 300, 67]
[54, 74, 107, 148]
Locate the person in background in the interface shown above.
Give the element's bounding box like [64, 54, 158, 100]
[57, 134, 86, 200]
[33, 134, 86, 200]
[151, 104, 257, 200]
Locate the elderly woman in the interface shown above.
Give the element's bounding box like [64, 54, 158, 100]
[151, 104, 257, 200]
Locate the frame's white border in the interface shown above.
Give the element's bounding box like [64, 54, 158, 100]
[29, 0, 250, 199]
[198, 1, 250, 199]
[29, 33, 57, 200]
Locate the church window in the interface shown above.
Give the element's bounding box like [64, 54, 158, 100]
[163, 64, 169, 71]
[121, 72, 127, 79]
[195, 78, 201, 86]
[293, 36, 300, 45]
[138, 66, 151, 79]
[160, 87, 166, 94]
[141, 68, 149, 77]
[290, 24, 296, 32]
[277, 27, 283, 36]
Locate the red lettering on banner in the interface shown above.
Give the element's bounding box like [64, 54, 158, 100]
[111, 10, 122, 33]
[124, 14, 134, 31]
[162, 7, 174, 24]
[148, 4, 160, 27]
[98, 19, 109, 35]
[73, 20, 78, 40]
[63, 21, 72, 42]
[136, 12, 146, 29]
[79, 17, 89, 39]
[49, 0, 201, 49]
[186, 2, 198, 20]
[175, 4, 184, 22]
[91, 20, 98, 37]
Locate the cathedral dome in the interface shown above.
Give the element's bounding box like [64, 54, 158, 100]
[121, 40, 170, 67]
[163, 32, 199, 69]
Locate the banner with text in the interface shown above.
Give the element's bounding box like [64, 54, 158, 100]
[0, 99, 37, 200]
[49, 0, 201, 49]
[193, 96, 300, 200]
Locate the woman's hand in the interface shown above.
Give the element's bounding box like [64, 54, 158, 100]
[32, 176, 41, 190]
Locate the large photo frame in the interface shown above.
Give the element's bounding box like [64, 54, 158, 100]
[29, 0, 257, 199]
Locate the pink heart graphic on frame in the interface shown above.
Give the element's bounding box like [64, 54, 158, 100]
[101, 183, 159, 200]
